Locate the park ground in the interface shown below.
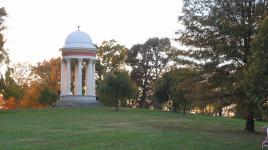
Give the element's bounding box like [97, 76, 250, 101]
[0, 107, 267, 150]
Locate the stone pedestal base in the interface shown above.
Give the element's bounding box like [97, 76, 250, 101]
[56, 95, 101, 107]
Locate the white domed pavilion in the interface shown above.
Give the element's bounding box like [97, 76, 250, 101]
[64, 30, 94, 49]
[56, 28, 99, 107]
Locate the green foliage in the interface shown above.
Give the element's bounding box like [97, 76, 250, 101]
[0, 74, 4, 93]
[154, 72, 173, 104]
[96, 40, 128, 81]
[99, 71, 137, 110]
[178, 0, 268, 131]
[95, 40, 129, 97]
[127, 37, 176, 108]
[178, 0, 268, 101]
[242, 16, 268, 119]
[154, 69, 198, 114]
[1, 68, 23, 100]
[38, 87, 58, 106]
[0, 7, 8, 68]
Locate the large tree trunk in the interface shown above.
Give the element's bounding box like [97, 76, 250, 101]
[172, 104, 178, 112]
[245, 111, 255, 132]
[140, 76, 150, 109]
[218, 107, 223, 117]
[140, 84, 147, 109]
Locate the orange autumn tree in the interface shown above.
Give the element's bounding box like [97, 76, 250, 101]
[31, 57, 61, 92]
[4, 97, 17, 109]
[19, 81, 43, 108]
[30, 57, 61, 106]
[12, 58, 61, 108]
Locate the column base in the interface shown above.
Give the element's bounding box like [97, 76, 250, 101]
[56, 95, 101, 107]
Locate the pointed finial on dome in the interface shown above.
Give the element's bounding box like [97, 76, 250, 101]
[78, 25, 80, 31]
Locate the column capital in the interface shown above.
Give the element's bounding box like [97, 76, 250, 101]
[77, 58, 83, 63]
[64, 58, 71, 62]
[87, 59, 93, 63]
[92, 59, 97, 64]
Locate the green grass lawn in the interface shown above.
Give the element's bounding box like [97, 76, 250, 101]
[0, 107, 267, 150]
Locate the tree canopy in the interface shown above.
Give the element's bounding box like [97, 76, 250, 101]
[96, 40, 128, 81]
[1, 68, 23, 100]
[242, 16, 268, 120]
[127, 37, 176, 108]
[154, 68, 199, 115]
[178, 0, 268, 131]
[99, 70, 137, 111]
[0, 7, 8, 68]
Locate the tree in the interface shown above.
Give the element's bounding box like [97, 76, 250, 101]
[0, 7, 10, 100]
[154, 68, 198, 115]
[96, 40, 128, 81]
[0, 74, 4, 94]
[31, 57, 61, 93]
[99, 70, 137, 111]
[2, 67, 23, 101]
[14, 58, 61, 108]
[38, 87, 58, 106]
[4, 97, 17, 109]
[19, 81, 43, 108]
[153, 72, 173, 105]
[11, 62, 34, 87]
[0, 7, 8, 69]
[178, 0, 268, 131]
[242, 16, 268, 130]
[127, 37, 176, 108]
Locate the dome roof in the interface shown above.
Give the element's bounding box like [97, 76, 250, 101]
[63, 30, 94, 49]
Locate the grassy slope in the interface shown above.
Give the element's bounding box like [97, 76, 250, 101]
[0, 107, 266, 150]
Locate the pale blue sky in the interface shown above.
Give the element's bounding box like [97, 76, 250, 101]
[2, 0, 183, 64]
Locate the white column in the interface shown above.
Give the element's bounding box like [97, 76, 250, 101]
[86, 59, 92, 95]
[66, 58, 72, 95]
[77, 58, 83, 95]
[92, 60, 96, 96]
[64, 61, 68, 94]
[74, 60, 78, 95]
[60, 59, 66, 95]
[85, 61, 89, 95]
